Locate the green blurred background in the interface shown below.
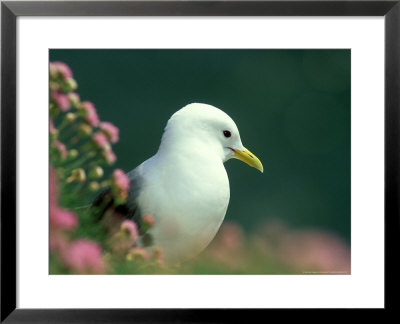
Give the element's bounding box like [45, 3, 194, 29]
[50, 49, 350, 245]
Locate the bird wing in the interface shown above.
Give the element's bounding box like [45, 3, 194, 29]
[91, 166, 143, 228]
[125, 167, 144, 223]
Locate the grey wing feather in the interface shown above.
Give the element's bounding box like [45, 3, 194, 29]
[91, 166, 144, 226]
[91, 164, 152, 245]
[125, 167, 144, 225]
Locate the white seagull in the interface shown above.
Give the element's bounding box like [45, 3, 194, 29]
[116, 103, 263, 262]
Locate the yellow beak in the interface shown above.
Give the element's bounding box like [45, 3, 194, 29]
[232, 147, 263, 173]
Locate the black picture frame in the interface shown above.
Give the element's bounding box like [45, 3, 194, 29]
[1, 0, 398, 321]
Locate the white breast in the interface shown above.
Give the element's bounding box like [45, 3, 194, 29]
[136, 149, 230, 262]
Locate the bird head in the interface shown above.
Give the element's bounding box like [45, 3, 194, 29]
[161, 103, 263, 173]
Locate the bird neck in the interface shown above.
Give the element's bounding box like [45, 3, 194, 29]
[156, 122, 225, 164]
[157, 138, 222, 164]
[153, 138, 228, 194]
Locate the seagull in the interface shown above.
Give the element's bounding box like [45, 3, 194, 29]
[98, 103, 263, 263]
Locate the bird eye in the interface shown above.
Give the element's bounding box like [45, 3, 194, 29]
[223, 130, 231, 138]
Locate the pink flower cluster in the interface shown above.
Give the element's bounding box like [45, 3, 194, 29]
[49, 61, 120, 167]
[207, 222, 245, 268]
[279, 229, 351, 273]
[49, 62, 77, 112]
[52, 91, 70, 112]
[254, 221, 351, 273]
[51, 140, 68, 160]
[204, 221, 351, 274]
[109, 220, 140, 255]
[50, 61, 73, 79]
[121, 220, 139, 244]
[103, 149, 117, 165]
[91, 131, 118, 166]
[49, 120, 57, 136]
[50, 207, 78, 230]
[142, 214, 155, 228]
[107, 218, 163, 264]
[100, 122, 119, 144]
[113, 169, 130, 191]
[60, 239, 107, 274]
[81, 101, 100, 127]
[126, 247, 149, 262]
[49, 168, 78, 248]
[93, 132, 110, 151]
[110, 169, 130, 205]
[49, 61, 160, 274]
[50, 167, 107, 274]
[90, 122, 119, 166]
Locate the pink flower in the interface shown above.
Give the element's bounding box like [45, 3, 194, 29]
[206, 222, 245, 268]
[126, 247, 149, 261]
[52, 61, 73, 79]
[279, 229, 351, 273]
[50, 207, 78, 230]
[112, 169, 130, 191]
[49, 62, 58, 78]
[61, 239, 107, 274]
[218, 222, 244, 251]
[120, 220, 139, 244]
[99, 122, 119, 144]
[49, 119, 57, 135]
[142, 214, 155, 228]
[50, 168, 58, 208]
[68, 92, 80, 106]
[50, 231, 68, 253]
[109, 220, 139, 254]
[52, 91, 70, 112]
[103, 150, 117, 165]
[52, 140, 68, 159]
[93, 132, 110, 151]
[81, 101, 100, 127]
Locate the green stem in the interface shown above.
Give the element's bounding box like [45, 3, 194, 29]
[58, 123, 78, 143]
[62, 151, 96, 172]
